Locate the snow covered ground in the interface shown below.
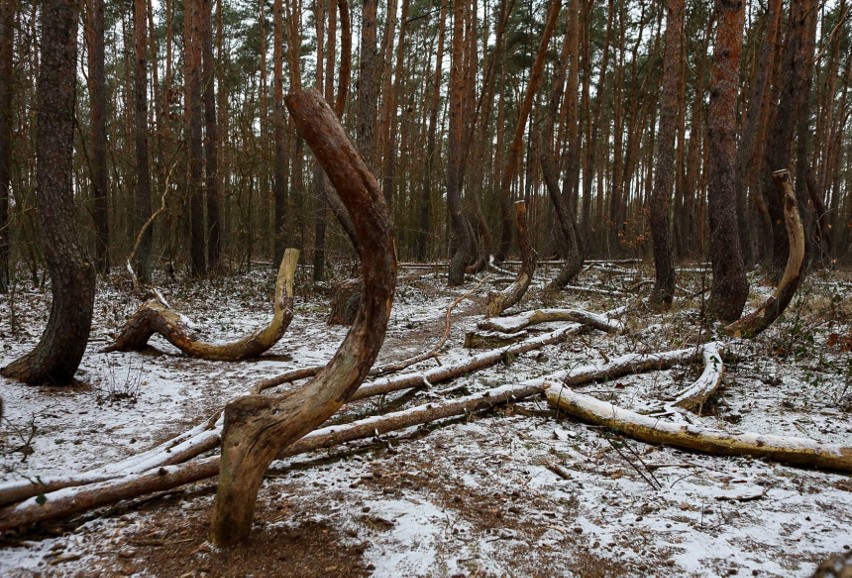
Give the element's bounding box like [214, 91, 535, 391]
[1, 262, 850, 576]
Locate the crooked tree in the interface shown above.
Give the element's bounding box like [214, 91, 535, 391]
[1, 0, 96, 384]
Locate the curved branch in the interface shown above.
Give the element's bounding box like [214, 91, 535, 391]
[210, 89, 396, 546]
[104, 249, 299, 361]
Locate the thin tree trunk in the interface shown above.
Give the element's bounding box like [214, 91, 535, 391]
[201, 0, 220, 271]
[0, 0, 14, 292]
[272, 0, 288, 262]
[648, 0, 683, 308]
[495, 0, 561, 262]
[185, 0, 206, 275]
[133, 0, 152, 283]
[85, 0, 109, 276]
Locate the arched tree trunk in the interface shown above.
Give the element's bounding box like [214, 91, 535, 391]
[210, 90, 396, 546]
[1, 0, 96, 385]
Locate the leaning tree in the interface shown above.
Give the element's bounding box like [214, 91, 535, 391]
[1, 0, 96, 385]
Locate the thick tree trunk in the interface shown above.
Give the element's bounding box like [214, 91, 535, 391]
[706, 0, 748, 322]
[1, 0, 96, 385]
[648, 0, 683, 308]
[105, 250, 299, 360]
[210, 90, 396, 546]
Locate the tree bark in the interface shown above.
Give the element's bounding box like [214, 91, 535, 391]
[273, 0, 288, 262]
[0, 0, 14, 291]
[1, 0, 96, 385]
[133, 0, 153, 283]
[495, 0, 560, 262]
[210, 89, 396, 546]
[706, 0, 749, 322]
[185, 0, 206, 275]
[648, 0, 683, 309]
[85, 0, 109, 276]
[201, 0, 220, 271]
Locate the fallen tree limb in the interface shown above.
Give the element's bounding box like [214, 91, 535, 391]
[671, 342, 724, 410]
[486, 201, 537, 317]
[105, 249, 299, 361]
[0, 344, 718, 530]
[477, 308, 624, 334]
[725, 169, 805, 338]
[545, 383, 852, 473]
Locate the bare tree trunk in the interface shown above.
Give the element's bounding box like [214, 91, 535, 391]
[133, 0, 152, 283]
[84, 0, 109, 276]
[446, 0, 473, 285]
[185, 0, 206, 275]
[273, 0, 288, 262]
[485, 201, 537, 316]
[201, 0, 220, 271]
[417, 0, 447, 262]
[356, 0, 379, 170]
[0, 0, 14, 292]
[210, 89, 396, 546]
[1, 0, 96, 385]
[495, 0, 561, 262]
[706, 0, 748, 322]
[648, 0, 683, 308]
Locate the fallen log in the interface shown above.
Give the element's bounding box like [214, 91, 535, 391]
[0, 344, 716, 530]
[486, 201, 538, 317]
[478, 308, 624, 334]
[671, 341, 724, 411]
[210, 89, 397, 546]
[725, 169, 805, 338]
[105, 249, 299, 361]
[545, 383, 852, 473]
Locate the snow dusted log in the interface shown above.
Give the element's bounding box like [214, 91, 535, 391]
[671, 341, 724, 410]
[478, 308, 624, 334]
[0, 344, 715, 530]
[545, 384, 852, 473]
[486, 201, 537, 317]
[105, 249, 299, 361]
[210, 89, 396, 546]
[725, 169, 805, 338]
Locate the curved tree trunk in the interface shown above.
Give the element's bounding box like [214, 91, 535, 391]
[648, 0, 683, 309]
[105, 249, 299, 361]
[1, 0, 96, 385]
[706, 0, 748, 322]
[486, 201, 537, 317]
[210, 89, 396, 546]
[725, 169, 804, 338]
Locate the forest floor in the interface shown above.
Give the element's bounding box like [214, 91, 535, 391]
[0, 259, 850, 577]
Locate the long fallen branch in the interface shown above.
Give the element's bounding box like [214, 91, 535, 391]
[0, 344, 718, 531]
[545, 383, 852, 473]
[105, 249, 299, 361]
[478, 308, 624, 334]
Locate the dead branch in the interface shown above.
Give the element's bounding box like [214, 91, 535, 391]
[725, 169, 805, 338]
[210, 89, 397, 546]
[671, 342, 724, 410]
[0, 344, 717, 530]
[478, 308, 624, 334]
[545, 383, 852, 473]
[486, 201, 537, 317]
[105, 249, 299, 361]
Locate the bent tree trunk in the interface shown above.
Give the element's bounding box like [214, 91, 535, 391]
[210, 89, 396, 546]
[725, 169, 804, 338]
[1, 0, 96, 385]
[486, 201, 538, 317]
[105, 249, 299, 361]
